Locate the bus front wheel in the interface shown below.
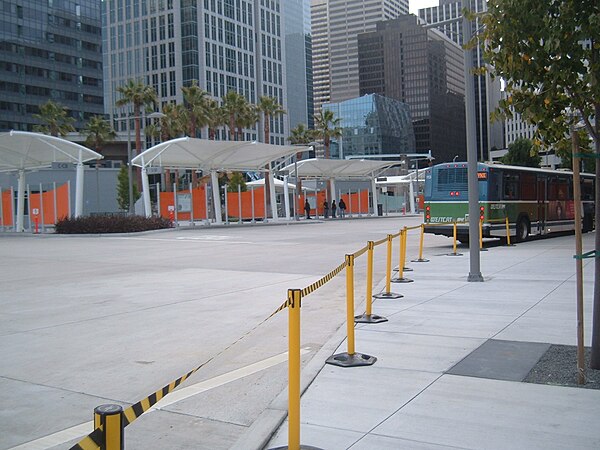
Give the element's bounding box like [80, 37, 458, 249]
[515, 217, 529, 242]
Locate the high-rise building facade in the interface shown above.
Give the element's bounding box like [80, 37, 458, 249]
[102, 0, 288, 144]
[311, 0, 408, 115]
[358, 15, 466, 163]
[322, 94, 415, 159]
[418, 0, 503, 160]
[0, 1, 104, 132]
[283, 0, 313, 130]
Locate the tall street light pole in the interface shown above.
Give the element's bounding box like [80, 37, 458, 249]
[463, 14, 484, 282]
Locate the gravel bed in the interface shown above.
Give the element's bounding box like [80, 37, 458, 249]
[524, 345, 600, 390]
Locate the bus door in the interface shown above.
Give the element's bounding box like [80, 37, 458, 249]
[537, 176, 547, 234]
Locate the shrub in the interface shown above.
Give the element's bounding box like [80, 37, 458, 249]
[55, 214, 173, 234]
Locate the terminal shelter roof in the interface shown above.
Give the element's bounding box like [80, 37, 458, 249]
[131, 137, 310, 172]
[0, 131, 102, 172]
[281, 158, 395, 179]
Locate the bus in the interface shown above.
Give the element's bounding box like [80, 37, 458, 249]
[423, 162, 595, 242]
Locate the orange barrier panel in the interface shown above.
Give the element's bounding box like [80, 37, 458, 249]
[298, 191, 326, 216]
[1, 190, 13, 226]
[27, 184, 69, 224]
[340, 190, 369, 214]
[160, 186, 207, 220]
[227, 188, 265, 220]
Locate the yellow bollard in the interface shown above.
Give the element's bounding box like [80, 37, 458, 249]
[505, 216, 513, 246]
[411, 223, 430, 262]
[287, 289, 301, 450]
[355, 242, 388, 323]
[479, 218, 483, 249]
[326, 254, 377, 367]
[365, 242, 374, 316]
[447, 221, 462, 256]
[345, 254, 356, 356]
[374, 235, 403, 299]
[392, 228, 413, 283]
[94, 404, 124, 450]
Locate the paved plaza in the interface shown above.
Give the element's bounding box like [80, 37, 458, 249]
[0, 219, 598, 449]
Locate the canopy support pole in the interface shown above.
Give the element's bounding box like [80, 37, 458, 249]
[330, 179, 337, 203]
[16, 170, 25, 232]
[283, 175, 291, 220]
[409, 176, 415, 214]
[211, 170, 222, 224]
[75, 150, 84, 217]
[268, 167, 278, 220]
[142, 159, 152, 217]
[371, 177, 379, 216]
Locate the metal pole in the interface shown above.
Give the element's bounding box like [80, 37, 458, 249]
[39, 183, 45, 233]
[463, 14, 483, 281]
[224, 184, 229, 225]
[238, 184, 242, 224]
[127, 117, 134, 215]
[17, 174, 26, 232]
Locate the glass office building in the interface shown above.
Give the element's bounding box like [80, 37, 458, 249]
[103, 0, 289, 144]
[322, 94, 415, 159]
[0, 0, 104, 131]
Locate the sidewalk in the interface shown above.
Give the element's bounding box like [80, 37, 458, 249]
[247, 232, 600, 449]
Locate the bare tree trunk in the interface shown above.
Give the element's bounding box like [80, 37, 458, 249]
[590, 110, 600, 369]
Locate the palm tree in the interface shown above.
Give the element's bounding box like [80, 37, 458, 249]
[288, 123, 315, 209]
[313, 110, 342, 159]
[205, 99, 227, 140]
[181, 81, 210, 138]
[257, 97, 286, 217]
[33, 100, 75, 137]
[221, 90, 248, 141]
[238, 103, 259, 141]
[145, 103, 186, 191]
[257, 96, 286, 144]
[116, 79, 157, 189]
[82, 115, 116, 163]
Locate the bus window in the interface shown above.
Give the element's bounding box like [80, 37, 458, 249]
[549, 177, 569, 200]
[503, 173, 519, 200]
[520, 173, 536, 200]
[582, 179, 594, 200]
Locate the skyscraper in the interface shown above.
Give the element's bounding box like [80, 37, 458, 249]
[358, 15, 466, 162]
[418, 0, 503, 160]
[283, 0, 313, 130]
[0, 1, 104, 132]
[311, 0, 408, 115]
[102, 0, 288, 144]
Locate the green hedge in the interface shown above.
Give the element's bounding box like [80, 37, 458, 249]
[55, 215, 173, 234]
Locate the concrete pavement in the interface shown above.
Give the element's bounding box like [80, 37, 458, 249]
[262, 231, 600, 450]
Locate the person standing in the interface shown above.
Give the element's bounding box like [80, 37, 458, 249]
[339, 198, 346, 218]
[304, 199, 311, 219]
[323, 200, 329, 218]
[331, 200, 337, 218]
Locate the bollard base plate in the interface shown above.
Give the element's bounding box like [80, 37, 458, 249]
[391, 277, 413, 283]
[393, 266, 413, 272]
[480, 248, 489, 252]
[373, 291, 403, 299]
[411, 258, 430, 262]
[326, 352, 377, 367]
[446, 252, 463, 256]
[354, 313, 388, 324]
[270, 446, 325, 450]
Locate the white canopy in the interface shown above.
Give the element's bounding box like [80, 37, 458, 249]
[0, 131, 103, 230]
[131, 137, 309, 171]
[131, 137, 311, 222]
[281, 158, 395, 179]
[0, 130, 102, 172]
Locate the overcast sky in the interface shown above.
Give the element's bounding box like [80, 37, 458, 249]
[409, 0, 439, 14]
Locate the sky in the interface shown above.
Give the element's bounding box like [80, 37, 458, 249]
[409, 0, 439, 14]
